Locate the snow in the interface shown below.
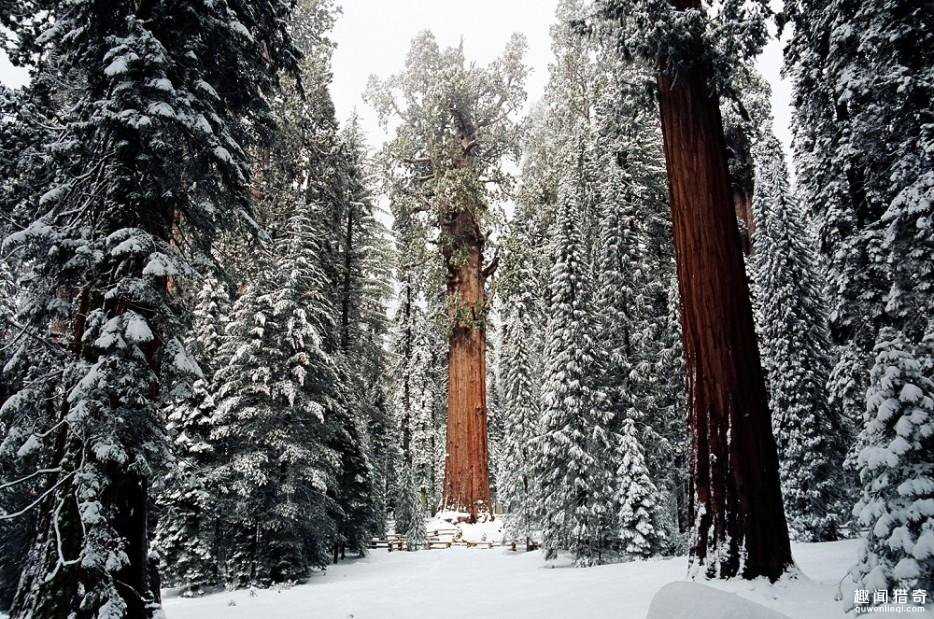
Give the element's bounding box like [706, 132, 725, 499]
[15, 433, 40, 459]
[158, 539, 901, 619]
[424, 510, 506, 544]
[647, 582, 787, 618]
[104, 55, 135, 77]
[125, 312, 154, 344]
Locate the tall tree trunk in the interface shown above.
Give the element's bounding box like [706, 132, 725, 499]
[339, 200, 355, 352]
[656, 0, 792, 581]
[401, 279, 413, 464]
[441, 209, 492, 520]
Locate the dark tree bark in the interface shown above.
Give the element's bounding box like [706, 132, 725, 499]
[401, 280, 413, 464]
[655, 0, 792, 581]
[339, 197, 355, 352]
[11, 303, 163, 618]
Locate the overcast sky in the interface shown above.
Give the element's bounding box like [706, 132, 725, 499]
[330, 1, 793, 159]
[1, 1, 793, 166]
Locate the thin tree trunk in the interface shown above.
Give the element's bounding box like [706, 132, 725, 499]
[401, 280, 413, 464]
[656, 0, 792, 581]
[340, 200, 354, 352]
[441, 209, 492, 520]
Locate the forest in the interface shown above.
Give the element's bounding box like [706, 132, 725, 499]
[0, 0, 931, 617]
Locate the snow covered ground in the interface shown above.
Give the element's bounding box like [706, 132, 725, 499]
[160, 538, 931, 618]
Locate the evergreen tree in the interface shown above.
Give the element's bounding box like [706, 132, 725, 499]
[154, 278, 232, 594]
[852, 328, 934, 596]
[614, 418, 665, 559]
[401, 468, 427, 551]
[408, 315, 439, 512]
[366, 31, 527, 516]
[387, 273, 419, 535]
[786, 0, 933, 590]
[591, 47, 678, 552]
[595, 0, 793, 580]
[211, 212, 340, 586]
[751, 136, 845, 542]
[646, 277, 689, 538]
[497, 301, 540, 548]
[536, 152, 615, 566]
[1, 1, 298, 614]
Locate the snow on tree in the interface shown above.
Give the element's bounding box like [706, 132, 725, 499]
[594, 0, 792, 580]
[536, 144, 616, 566]
[852, 329, 934, 596]
[211, 211, 340, 585]
[407, 311, 441, 513]
[365, 31, 527, 517]
[750, 136, 846, 542]
[155, 378, 219, 595]
[643, 276, 689, 540]
[0, 87, 59, 598]
[614, 418, 666, 559]
[400, 467, 427, 551]
[590, 55, 670, 560]
[218, 0, 387, 562]
[0, 0, 299, 614]
[785, 0, 933, 590]
[496, 299, 541, 548]
[154, 278, 232, 594]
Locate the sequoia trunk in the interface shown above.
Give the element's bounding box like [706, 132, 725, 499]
[656, 0, 792, 581]
[441, 209, 492, 519]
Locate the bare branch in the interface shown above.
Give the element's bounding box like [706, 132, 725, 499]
[0, 470, 75, 521]
[482, 248, 500, 278]
[0, 467, 62, 491]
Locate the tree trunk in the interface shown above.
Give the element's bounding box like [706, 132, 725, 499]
[401, 280, 413, 464]
[441, 209, 492, 520]
[339, 199, 354, 352]
[733, 189, 755, 255]
[655, 0, 792, 581]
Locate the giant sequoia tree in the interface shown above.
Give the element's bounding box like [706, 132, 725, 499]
[365, 32, 527, 517]
[0, 1, 297, 615]
[595, 0, 792, 580]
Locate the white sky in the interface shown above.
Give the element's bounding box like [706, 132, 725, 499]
[330, 1, 794, 160]
[0, 1, 793, 168]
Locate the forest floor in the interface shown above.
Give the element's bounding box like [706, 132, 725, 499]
[158, 538, 911, 618]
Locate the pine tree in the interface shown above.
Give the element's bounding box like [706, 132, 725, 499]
[591, 44, 681, 552]
[853, 329, 934, 595]
[211, 212, 340, 586]
[537, 153, 614, 566]
[401, 468, 427, 551]
[497, 302, 540, 548]
[785, 0, 933, 590]
[591, 127, 669, 558]
[1, 2, 299, 614]
[614, 418, 665, 559]
[409, 316, 439, 512]
[154, 278, 232, 594]
[647, 277, 689, 538]
[751, 136, 845, 542]
[155, 379, 218, 595]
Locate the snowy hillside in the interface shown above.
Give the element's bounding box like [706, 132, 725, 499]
[159, 539, 909, 619]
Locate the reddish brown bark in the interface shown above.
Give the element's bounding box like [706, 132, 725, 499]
[733, 190, 755, 255]
[656, 0, 792, 581]
[441, 209, 492, 519]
